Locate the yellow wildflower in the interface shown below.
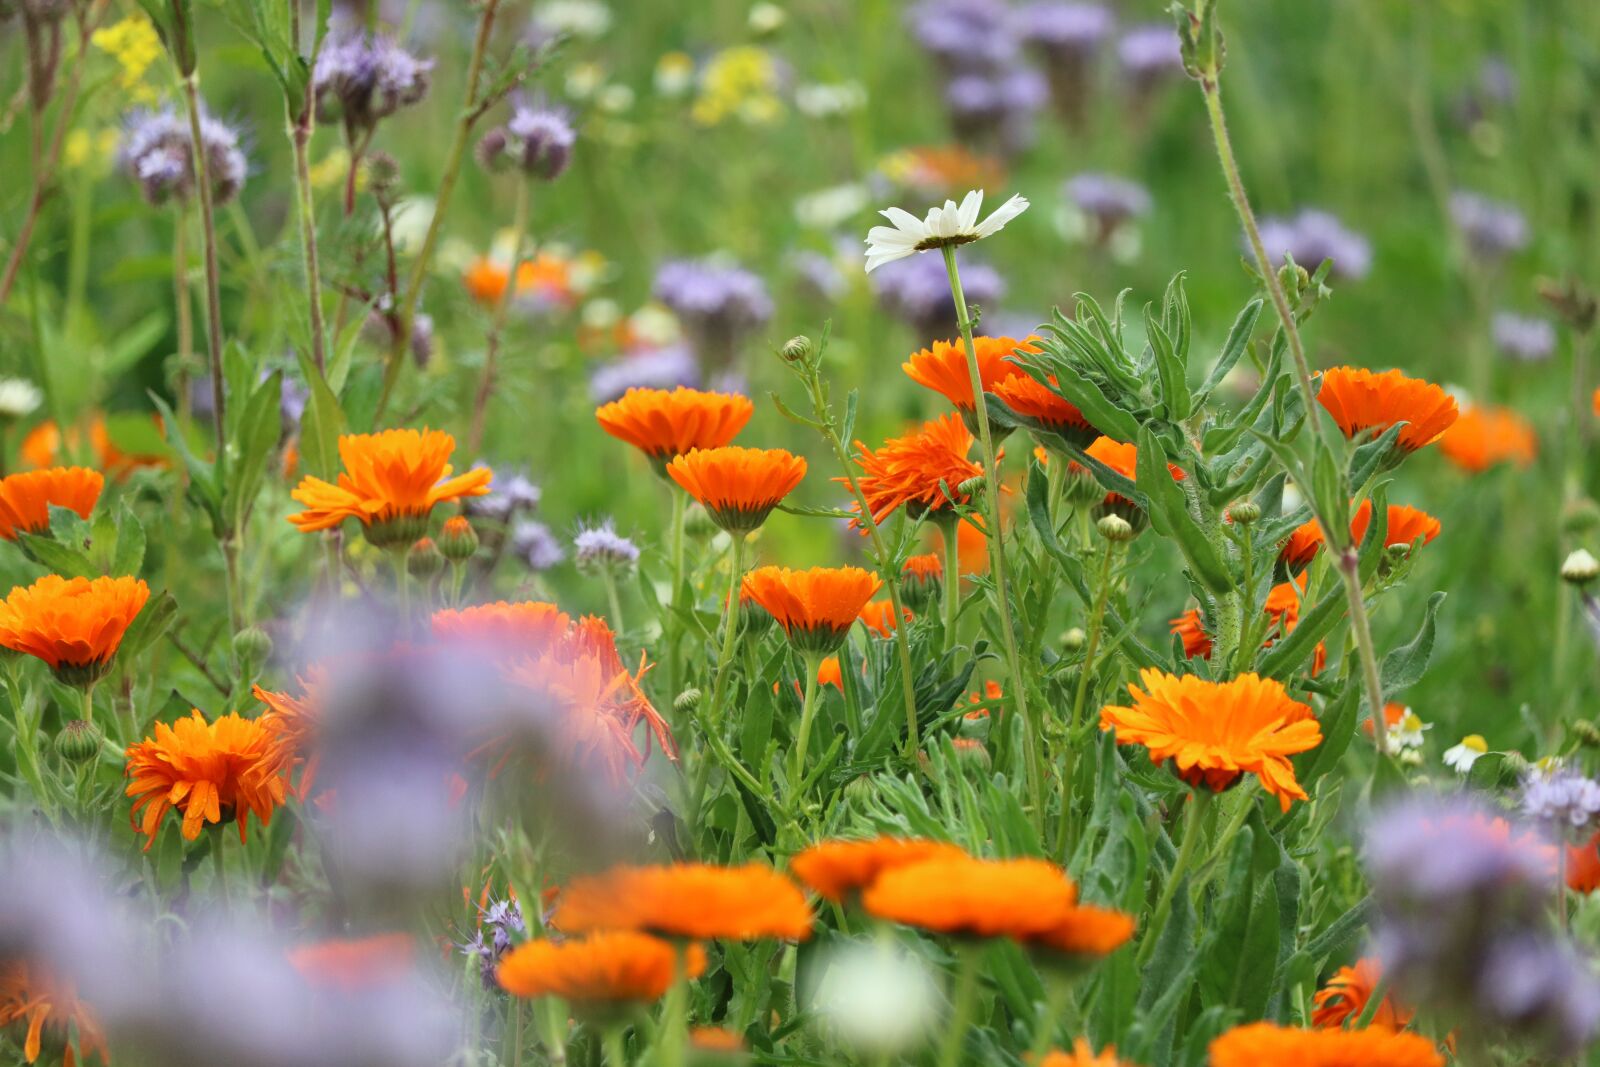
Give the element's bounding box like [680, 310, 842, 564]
[91, 16, 162, 101]
[691, 46, 783, 126]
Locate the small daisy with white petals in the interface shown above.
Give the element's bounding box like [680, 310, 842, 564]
[863, 189, 1029, 272]
[1443, 734, 1489, 774]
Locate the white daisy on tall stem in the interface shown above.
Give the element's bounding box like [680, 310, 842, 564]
[862, 189, 1029, 272]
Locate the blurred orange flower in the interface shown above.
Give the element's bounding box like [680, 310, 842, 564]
[1315, 367, 1458, 453]
[1210, 1022, 1443, 1067]
[0, 960, 108, 1067]
[0, 574, 149, 685]
[21, 414, 166, 478]
[0, 467, 103, 541]
[464, 252, 573, 307]
[496, 932, 707, 1003]
[125, 709, 289, 850]
[595, 387, 754, 464]
[554, 863, 813, 941]
[861, 856, 1079, 938]
[1038, 1039, 1133, 1066]
[858, 598, 910, 637]
[790, 837, 967, 902]
[287, 933, 417, 991]
[431, 600, 573, 655]
[1567, 832, 1600, 894]
[1311, 957, 1413, 1031]
[1439, 404, 1537, 472]
[666, 446, 806, 533]
[1024, 904, 1137, 959]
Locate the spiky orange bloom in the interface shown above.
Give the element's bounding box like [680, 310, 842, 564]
[1438, 405, 1537, 473]
[741, 566, 884, 655]
[845, 414, 984, 529]
[861, 856, 1079, 938]
[0, 468, 104, 542]
[0, 574, 149, 685]
[666, 446, 807, 533]
[1350, 500, 1442, 551]
[1568, 832, 1600, 894]
[989, 371, 1097, 445]
[1100, 669, 1322, 811]
[1315, 367, 1458, 453]
[1210, 1022, 1443, 1067]
[595, 387, 754, 463]
[902, 336, 1038, 413]
[1039, 1039, 1133, 1067]
[1312, 957, 1413, 1031]
[287, 429, 491, 546]
[431, 601, 573, 655]
[0, 960, 108, 1067]
[287, 933, 417, 991]
[496, 932, 707, 1003]
[858, 599, 910, 637]
[1025, 904, 1137, 958]
[125, 709, 289, 850]
[790, 837, 968, 902]
[554, 864, 813, 941]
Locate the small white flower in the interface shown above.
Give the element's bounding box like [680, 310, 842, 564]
[795, 182, 869, 230]
[811, 941, 939, 1054]
[1562, 548, 1600, 585]
[1387, 708, 1430, 753]
[748, 2, 786, 33]
[863, 188, 1029, 273]
[0, 378, 43, 419]
[534, 0, 613, 39]
[795, 81, 867, 118]
[1443, 734, 1489, 774]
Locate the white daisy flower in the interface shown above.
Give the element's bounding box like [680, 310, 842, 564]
[0, 378, 43, 419]
[863, 189, 1029, 273]
[1385, 707, 1430, 753]
[1443, 734, 1489, 774]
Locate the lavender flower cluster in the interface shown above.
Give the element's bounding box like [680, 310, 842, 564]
[908, 0, 1044, 155]
[1450, 190, 1531, 261]
[477, 101, 576, 182]
[1255, 208, 1373, 281]
[312, 32, 434, 132]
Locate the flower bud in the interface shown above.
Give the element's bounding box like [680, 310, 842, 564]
[1278, 261, 1311, 299]
[956, 475, 987, 500]
[899, 554, 944, 613]
[1059, 627, 1087, 652]
[682, 503, 718, 540]
[55, 719, 103, 764]
[674, 688, 703, 713]
[1562, 548, 1600, 586]
[439, 515, 480, 562]
[1063, 463, 1106, 507]
[951, 737, 991, 772]
[408, 536, 445, 578]
[779, 335, 813, 364]
[1097, 514, 1135, 543]
[1564, 498, 1600, 535]
[231, 625, 274, 666]
[1228, 500, 1261, 525]
[1573, 721, 1600, 749]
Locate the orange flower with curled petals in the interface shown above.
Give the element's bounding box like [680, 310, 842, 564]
[288, 429, 491, 547]
[496, 933, 707, 1003]
[861, 856, 1079, 938]
[844, 414, 985, 530]
[790, 837, 967, 902]
[0, 574, 149, 686]
[1350, 500, 1441, 551]
[254, 670, 325, 797]
[1315, 367, 1458, 453]
[287, 933, 417, 991]
[554, 863, 813, 941]
[902, 336, 1037, 416]
[741, 565, 884, 655]
[989, 371, 1098, 447]
[1038, 1039, 1133, 1067]
[666, 446, 806, 534]
[0, 468, 104, 541]
[595, 387, 754, 465]
[0, 960, 109, 1067]
[858, 598, 910, 637]
[431, 601, 574, 656]
[1100, 669, 1321, 811]
[124, 709, 290, 850]
[1312, 957, 1413, 1031]
[1210, 1022, 1443, 1067]
[1024, 904, 1137, 959]
[1439, 404, 1537, 473]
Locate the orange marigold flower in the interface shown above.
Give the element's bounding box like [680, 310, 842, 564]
[741, 565, 884, 655]
[1279, 516, 1325, 572]
[287, 933, 417, 991]
[595, 387, 754, 465]
[1169, 609, 1210, 659]
[1172, 581, 1325, 675]
[124, 709, 289, 850]
[1025, 904, 1137, 959]
[1075, 436, 1182, 530]
[902, 336, 1037, 415]
[666, 446, 806, 533]
[554, 864, 813, 941]
[1210, 1022, 1443, 1067]
[861, 856, 1079, 938]
[0, 574, 149, 686]
[790, 837, 968, 902]
[22, 414, 166, 478]
[1311, 957, 1413, 1031]
[817, 656, 844, 690]
[989, 371, 1098, 447]
[431, 600, 574, 655]
[858, 598, 910, 637]
[1100, 669, 1322, 811]
[254, 670, 324, 796]
[1316, 367, 1458, 453]
[0, 960, 108, 1067]
[689, 1027, 746, 1052]
[496, 932, 706, 1004]
[1350, 500, 1442, 551]
[0, 467, 104, 542]
[287, 429, 491, 547]
[1567, 832, 1600, 894]
[1439, 404, 1537, 473]
[845, 414, 984, 530]
[1038, 1038, 1132, 1067]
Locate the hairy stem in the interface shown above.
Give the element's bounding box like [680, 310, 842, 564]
[179, 68, 228, 457]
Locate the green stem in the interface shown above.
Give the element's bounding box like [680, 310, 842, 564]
[790, 652, 823, 789]
[659, 944, 691, 1067]
[178, 68, 228, 458]
[1058, 538, 1115, 857]
[937, 945, 981, 1067]
[470, 177, 531, 452]
[941, 516, 961, 653]
[666, 488, 687, 699]
[6, 668, 55, 822]
[941, 245, 1045, 829]
[1336, 549, 1386, 753]
[1135, 790, 1209, 970]
[601, 568, 626, 635]
[288, 93, 328, 372]
[703, 535, 746, 730]
[173, 213, 194, 424]
[603, 1026, 627, 1067]
[1026, 978, 1069, 1064]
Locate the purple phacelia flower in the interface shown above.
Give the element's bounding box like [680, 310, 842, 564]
[588, 345, 701, 403]
[465, 466, 542, 522]
[1255, 208, 1372, 281]
[653, 259, 773, 370]
[461, 895, 527, 988]
[1019, 2, 1113, 53]
[1492, 311, 1556, 363]
[574, 519, 640, 574]
[313, 32, 433, 131]
[512, 520, 565, 571]
[1450, 191, 1530, 259]
[907, 0, 1017, 69]
[1117, 23, 1183, 80]
[479, 101, 576, 182]
[118, 107, 248, 207]
[1476, 935, 1600, 1055]
[1521, 768, 1600, 836]
[1065, 172, 1151, 234]
[871, 252, 1005, 342]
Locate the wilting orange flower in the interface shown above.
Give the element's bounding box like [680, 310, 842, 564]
[741, 566, 884, 655]
[1568, 833, 1600, 893]
[1312, 957, 1413, 1031]
[862, 856, 1079, 938]
[432, 600, 573, 655]
[858, 598, 910, 637]
[1315, 367, 1458, 453]
[287, 933, 417, 991]
[1100, 669, 1322, 811]
[554, 863, 813, 941]
[496, 932, 707, 1003]
[1038, 1039, 1132, 1067]
[0, 574, 149, 685]
[288, 429, 491, 546]
[464, 253, 575, 307]
[0, 960, 108, 1067]
[846, 414, 985, 529]
[990, 371, 1097, 446]
[0, 468, 104, 542]
[1439, 404, 1537, 473]
[1350, 500, 1442, 551]
[902, 336, 1038, 414]
[595, 387, 754, 464]
[666, 446, 806, 533]
[1210, 1022, 1443, 1067]
[1025, 904, 1137, 959]
[125, 709, 289, 850]
[790, 837, 967, 902]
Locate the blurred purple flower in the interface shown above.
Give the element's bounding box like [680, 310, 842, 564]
[574, 519, 639, 573]
[1450, 191, 1529, 259]
[872, 252, 1005, 342]
[653, 260, 773, 371]
[1521, 768, 1600, 836]
[512, 520, 565, 571]
[479, 100, 575, 181]
[464, 465, 541, 522]
[1492, 311, 1556, 363]
[1065, 172, 1150, 243]
[313, 32, 433, 131]
[907, 0, 1017, 69]
[789, 250, 847, 303]
[588, 345, 700, 403]
[1018, 2, 1113, 54]
[1476, 936, 1600, 1055]
[1255, 208, 1373, 280]
[1117, 23, 1182, 80]
[119, 107, 248, 207]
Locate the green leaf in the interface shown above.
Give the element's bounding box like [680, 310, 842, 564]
[15, 532, 95, 578]
[109, 500, 147, 577]
[1197, 297, 1264, 401]
[295, 348, 346, 480]
[1135, 427, 1232, 595]
[118, 589, 178, 664]
[148, 392, 224, 533]
[1381, 592, 1446, 698]
[224, 369, 284, 530]
[1198, 825, 1280, 1017]
[1145, 306, 1190, 421]
[1258, 586, 1346, 681]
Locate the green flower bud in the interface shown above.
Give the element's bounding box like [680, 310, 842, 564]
[1097, 514, 1135, 543]
[232, 625, 274, 666]
[779, 335, 813, 364]
[408, 536, 445, 579]
[438, 515, 480, 562]
[55, 719, 103, 764]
